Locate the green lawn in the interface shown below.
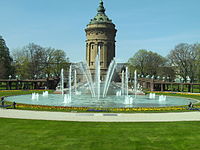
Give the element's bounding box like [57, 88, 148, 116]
[0, 118, 199, 150]
[0, 90, 53, 97]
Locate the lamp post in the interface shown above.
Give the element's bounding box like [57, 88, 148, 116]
[46, 74, 49, 89]
[157, 76, 160, 80]
[187, 77, 191, 83]
[16, 75, 19, 80]
[162, 77, 165, 82]
[8, 75, 12, 90]
[187, 76, 191, 92]
[34, 75, 37, 80]
[181, 77, 184, 92]
[167, 76, 170, 82]
[15, 75, 19, 90]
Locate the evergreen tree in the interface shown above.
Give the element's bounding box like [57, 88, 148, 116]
[0, 36, 13, 79]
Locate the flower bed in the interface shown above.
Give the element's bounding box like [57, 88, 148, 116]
[14, 103, 200, 113]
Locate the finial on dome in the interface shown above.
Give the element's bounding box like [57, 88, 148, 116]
[97, 0, 105, 13]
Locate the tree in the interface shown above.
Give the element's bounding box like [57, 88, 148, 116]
[128, 49, 167, 78]
[12, 43, 70, 79]
[13, 53, 31, 79]
[193, 43, 200, 82]
[43, 48, 70, 78]
[12, 43, 45, 79]
[159, 65, 176, 81]
[168, 43, 198, 83]
[0, 36, 13, 79]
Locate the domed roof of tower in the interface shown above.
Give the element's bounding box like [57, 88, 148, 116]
[89, 0, 113, 24]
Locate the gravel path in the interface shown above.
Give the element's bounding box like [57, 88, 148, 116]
[0, 109, 200, 122]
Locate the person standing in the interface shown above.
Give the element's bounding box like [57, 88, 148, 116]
[1, 97, 5, 106]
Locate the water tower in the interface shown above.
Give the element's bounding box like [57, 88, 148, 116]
[85, 0, 117, 80]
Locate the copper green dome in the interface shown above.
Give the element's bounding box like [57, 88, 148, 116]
[89, 0, 113, 24]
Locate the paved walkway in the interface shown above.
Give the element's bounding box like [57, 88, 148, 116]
[0, 109, 200, 122]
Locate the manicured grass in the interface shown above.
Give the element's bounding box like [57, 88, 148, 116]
[0, 118, 199, 150]
[0, 90, 53, 97]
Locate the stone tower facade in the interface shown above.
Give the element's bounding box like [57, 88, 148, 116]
[85, 0, 117, 78]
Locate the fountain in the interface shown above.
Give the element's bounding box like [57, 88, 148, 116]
[61, 68, 64, 95]
[95, 52, 101, 100]
[149, 93, 156, 99]
[121, 70, 125, 95]
[116, 91, 122, 96]
[159, 95, 167, 102]
[5, 0, 199, 109]
[42, 91, 48, 97]
[32, 93, 39, 101]
[125, 67, 129, 96]
[124, 96, 134, 105]
[74, 69, 77, 94]
[63, 94, 71, 104]
[103, 58, 117, 98]
[78, 45, 118, 99]
[79, 62, 95, 97]
[134, 70, 137, 98]
[68, 65, 72, 101]
[6, 47, 198, 108]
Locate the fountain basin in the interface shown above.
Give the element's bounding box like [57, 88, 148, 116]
[5, 94, 198, 108]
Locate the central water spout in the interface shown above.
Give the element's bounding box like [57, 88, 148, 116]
[95, 46, 101, 100]
[68, 65, 72, 101]
[61, 68, 64, 95]
[79, 45, 117, 99]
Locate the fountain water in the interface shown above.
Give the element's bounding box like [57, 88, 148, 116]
[31, 93, 35, 100]
[74, 69, 77, 94]
[103, 58, 117, 97]
[149, 93, 156, 99]
[79, 62, 95, 97]
[125, 67, 129, 96]
[134, 70, 137, 98]
[68, 65, 72, 102]
[123, 67, 134, 105]
[61, 68, 64, 95]
[159, 95, 167, 102]
[79, 45, 117, 99]
[121, 67, 129, 97]
[42, 91, 48, 97]
[32, 93, 39, 101]
[124, 96, 133, 105]
[95, 52, 101, 100]
[63, 94, 71, 104]
[116, 90, 122, 96]
[121, 70, 125, 95]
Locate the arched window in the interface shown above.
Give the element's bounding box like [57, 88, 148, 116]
[90, 43, 95, 50]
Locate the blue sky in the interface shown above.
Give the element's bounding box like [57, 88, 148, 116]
[0, 0, 200, 62]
